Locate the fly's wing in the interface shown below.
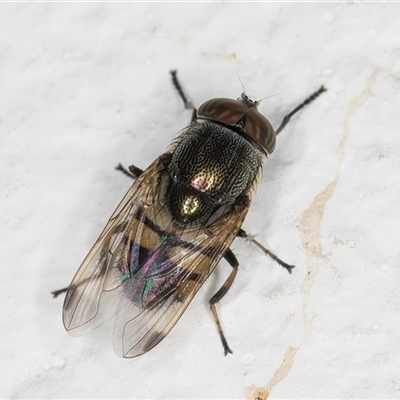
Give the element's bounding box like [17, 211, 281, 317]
[112, 201, 250, 358]
[63, 154, 253, 358]
[62, 156, 167, 336]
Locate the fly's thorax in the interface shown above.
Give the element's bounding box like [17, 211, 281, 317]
[165, 121, 263, 226]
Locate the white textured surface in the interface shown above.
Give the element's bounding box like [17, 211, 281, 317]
[1, 3, 399, 399]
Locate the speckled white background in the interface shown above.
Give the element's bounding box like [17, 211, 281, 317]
[1, 3, 399, 399]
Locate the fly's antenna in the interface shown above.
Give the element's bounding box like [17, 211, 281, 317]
[235, 69, 246, 95]
[236, 71, 281, 107]
[257, 91, 284, 103]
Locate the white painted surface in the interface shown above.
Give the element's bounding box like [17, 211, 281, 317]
[1, 3, 399, 399]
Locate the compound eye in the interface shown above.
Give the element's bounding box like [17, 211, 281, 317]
[197, 98, 247, 126]
[245, 109, 276, 154]
[197, 97, 276, 155]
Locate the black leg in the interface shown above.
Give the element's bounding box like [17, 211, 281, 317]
[170, 70, 196, 111]
[170, 70, 197, 123]
[115, 163, 143, 179]
[237, 229, 295, 274]
[51, 287, 69, 298]
[276, 85, 327, 135]
[209, 248, 239, 356]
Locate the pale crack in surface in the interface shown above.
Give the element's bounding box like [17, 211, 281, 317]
[246, 69, 378, 400]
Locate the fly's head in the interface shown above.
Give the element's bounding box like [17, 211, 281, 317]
[196, 94, 276, 155]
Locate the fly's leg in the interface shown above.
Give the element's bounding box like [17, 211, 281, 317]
[276, 85, 327, 135]
[170, 70, 195, 110]
[51, 287, 68, 298]
[210, 248, 239, 356]
[115, 163, 143, 179]
[170, 70, 197, 122]
[117, 152, 171, 181]
[117, 71, 188, 179]
[237, 229, 295, 274]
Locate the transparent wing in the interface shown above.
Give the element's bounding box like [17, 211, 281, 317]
[63, 154, 253, 358]
[111, 201, 249, 357]
[109, 194, 252, 357]
[62, 156, 167, 336]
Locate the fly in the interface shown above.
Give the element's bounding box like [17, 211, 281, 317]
[53, 71, 326, 357]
